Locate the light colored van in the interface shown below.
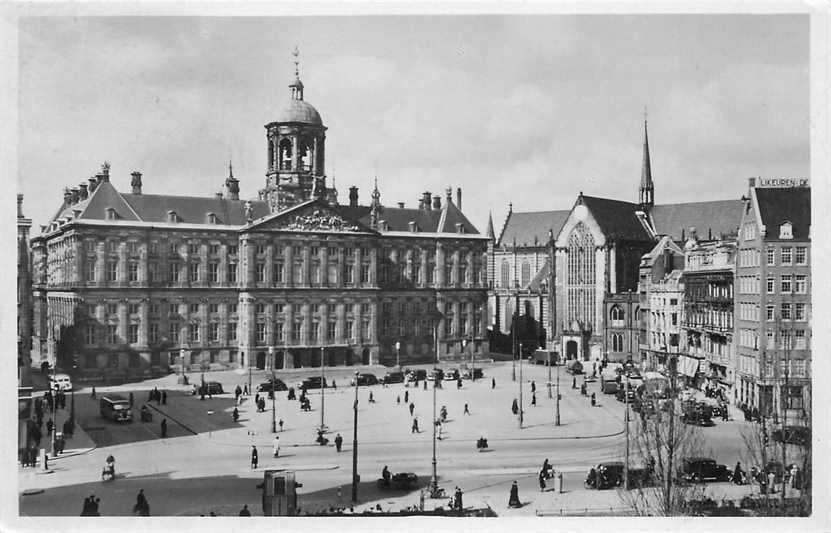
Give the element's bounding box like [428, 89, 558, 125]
[49, 373, 73, 391]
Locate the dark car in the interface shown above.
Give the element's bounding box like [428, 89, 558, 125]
[443, 368, 460, 381]
[352, 373, 379, 386]
[258, 378, 288, 392]
[773, 425, 811, 446]
[461, 368, 484, 380]
[682, 403, 713, 426]
[301, 376, 328, 390]
[406, 369, 427, 382]
[381, 371, 405, 384]
[198, 381, 224, 395]
[586, 462, 624, 489]
[615, 388, 637, 403]
[680, 457, 732, 483]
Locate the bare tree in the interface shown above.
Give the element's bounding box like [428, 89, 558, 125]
[620, 362, 705, 516]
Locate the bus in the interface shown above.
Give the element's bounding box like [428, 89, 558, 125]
[100, 394, 133, 422]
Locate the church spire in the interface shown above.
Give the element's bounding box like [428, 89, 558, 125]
[486, 211, 495, 241]
[639, 108, 654, 211]
[289, 45, 304, 101]
[225, 159, 239, 200]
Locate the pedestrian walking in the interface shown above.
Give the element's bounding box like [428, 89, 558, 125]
[404, 390, 409, 403]
[335, 433, 343, 452]
[235, 385, 242, 400]
[46, 419, 54, 435]
[454, 486, 463, 511]
[397, 395, 401, 405]
[409, 402, 415, 416]
[463, 403, 470, 415]
[129, 392, 134, 407]
[767, 471, 776, 494]
[436, 419, 443, 440]
[539, 470, 546, 491]
[160, 418, 168, 438]
[251, 445, 258, 469]
[232, 407, 239, 422]
[369, 392, 375, 403]
[239, 504, 251, 516]
[162, 391, 167, 405]
[133, 489, 150, 516]
[491, 377, 496, 389]
[411, 418, 419, 433]
[572, 376, 577, 389]
[457, 378, 462, 390]
[511, 399, 519, 415]
[243, 384, 249, 396]
[273, 436, 280, 458]
[508, 481, 521, 508]
[255, 393, 260, 405]
[531, 393, 537, 406]
[279, 419, 284, 431]
[423, 380, 427, 390]
[531, 381, 536, 394]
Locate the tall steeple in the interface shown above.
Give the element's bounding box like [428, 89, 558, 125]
[486, 211, 495, 241]
[289, 45, 304, 101]
[639, 108, 654, 211]
[225, 159, 240, 200]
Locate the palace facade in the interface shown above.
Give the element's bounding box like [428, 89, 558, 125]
[30, 66, 488, 377]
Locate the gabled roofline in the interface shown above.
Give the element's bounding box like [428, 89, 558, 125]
[245, 198, 379, 235]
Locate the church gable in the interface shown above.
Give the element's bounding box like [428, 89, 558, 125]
[555, 200, 607, 249]
[246, 200, 377, 234]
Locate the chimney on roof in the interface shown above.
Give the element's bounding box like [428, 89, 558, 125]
[379, 220, 388, 232]
[456, 188, 462, 210]
[88, 177, 98, 194]
[79, 183, 88, 200]
[408, 221, 417, 232]
[63, 188, 72, 205]
[445, 187, 452, 205]
[748, 177, 756, 189]
[349, 186, 359, 207]
[99, 162, 110, 182]
[397, 202, 405, 209]
[70, 188, 80, 204]
[17, 194, 23, 219]
[432, 195, 441, 210]
[422, 191, 432, 211]
[455, 222, 464, 234]
[130, 171, 143, 195]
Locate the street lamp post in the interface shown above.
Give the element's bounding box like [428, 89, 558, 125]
[555, 353, 561, 426]
[512, 314, 517, 382]
[178, 348, 187, 385]
[547, 350, 552, 399]
[269, 346, 276, 434]
[320, 346, 326, 432]
[246, 352, 251, 396]
[518, 342, 524, 429]
[430, 321, 440, 498]
[351, 370, 359, 502]
[462, 339, 468, 378]
[623, 361, 631, 490]
[395, 341, 401, 371]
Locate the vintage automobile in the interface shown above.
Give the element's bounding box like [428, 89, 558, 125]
[301, 376, 328, 390]
[381, 371, 406, 385]
[377, 472, 419, 490]
[680, 457, 732, 483]
[681, 402, 714, 426]
[257, 378, 288, 392]
[351, 373, 379, 386]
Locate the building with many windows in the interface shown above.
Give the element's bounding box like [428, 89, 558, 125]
[29, 64, 488, 377]
[18, 194, 33, 386]
[734, 179, 810, 420]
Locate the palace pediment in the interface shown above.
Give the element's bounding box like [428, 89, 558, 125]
[245, 200, 376, 234]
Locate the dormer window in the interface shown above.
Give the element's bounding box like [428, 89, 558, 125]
[167, 210, 179, 223]
[105, 207, 118, 220]
[206, 212, 219, 224]
[779, 221, 793, 240]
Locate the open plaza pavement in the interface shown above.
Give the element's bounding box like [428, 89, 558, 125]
[19, 360, 785, 517]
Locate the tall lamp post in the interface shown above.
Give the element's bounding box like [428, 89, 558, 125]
[351, 370, 359, 502]
[178, 348, 187, 385]
[395, 341, 401, 371]
[319, 346, 327, 432]
[623, 360, 632, 490]
[429, 317, 443, 498]
[269, 346, 276, 433]
[547, 350, 553, 399]
[518, 342, 524, 428]
[555, 352, 561, 426]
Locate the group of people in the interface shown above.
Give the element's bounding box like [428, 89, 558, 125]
[147, 387, 167, 404]
[538, 459, 556, 491]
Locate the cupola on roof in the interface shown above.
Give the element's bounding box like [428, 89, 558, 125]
[274, 47, 324, 126]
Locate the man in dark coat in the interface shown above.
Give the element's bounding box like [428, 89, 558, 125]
[251, 445, 258, 469]
[454, 486, 463, 511]
[492, 377, 496, 389]
[409, 402, 415, 416]
[531, 381, 536, 394]
[404, 390, 409, 403]
[239, 504, 251, 516]
[160, 419, 168, 438]
[511, 399, 519, 415]
[161, 391, 167, 405]
[133, 489, 150, 516]
[334, 433, 343, 452]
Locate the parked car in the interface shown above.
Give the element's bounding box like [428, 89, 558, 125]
[197, 381, 224, 395]
[100, 394, 132, 422]
[351, 373, 379, 386]
[443, 369, 460, 381]
[301, 376, 327, 389]
[682, 402, 713, 426]
[585, 462, 624, 489]
[615, 387, 637, 403]
[49, 373, 73, 392]
[258, 378, 288, 392]
[427, 368, 444, 381]
[461, 368, 484, 380]
[680, 457, 732, 483]
[772, 425, 811, 446]
[565, 360, 583, 375]
[406, 369, 427, 383]
[381, 371, 405, 385]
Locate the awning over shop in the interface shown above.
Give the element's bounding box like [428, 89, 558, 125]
[679, 356, 700, 377]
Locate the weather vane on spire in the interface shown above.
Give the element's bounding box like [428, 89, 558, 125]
[292, 45, 300, 78]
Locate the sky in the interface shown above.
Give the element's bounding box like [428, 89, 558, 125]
[17, 14, 809, 235]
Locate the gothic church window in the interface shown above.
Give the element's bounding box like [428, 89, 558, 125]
[521, 261, 530, 287]
[500, 260, 510, 288]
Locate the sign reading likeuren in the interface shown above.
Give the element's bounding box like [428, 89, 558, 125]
[757, 177, 810, 188]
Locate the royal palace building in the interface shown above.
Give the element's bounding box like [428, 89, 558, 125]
[30, 66, 489, 377]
